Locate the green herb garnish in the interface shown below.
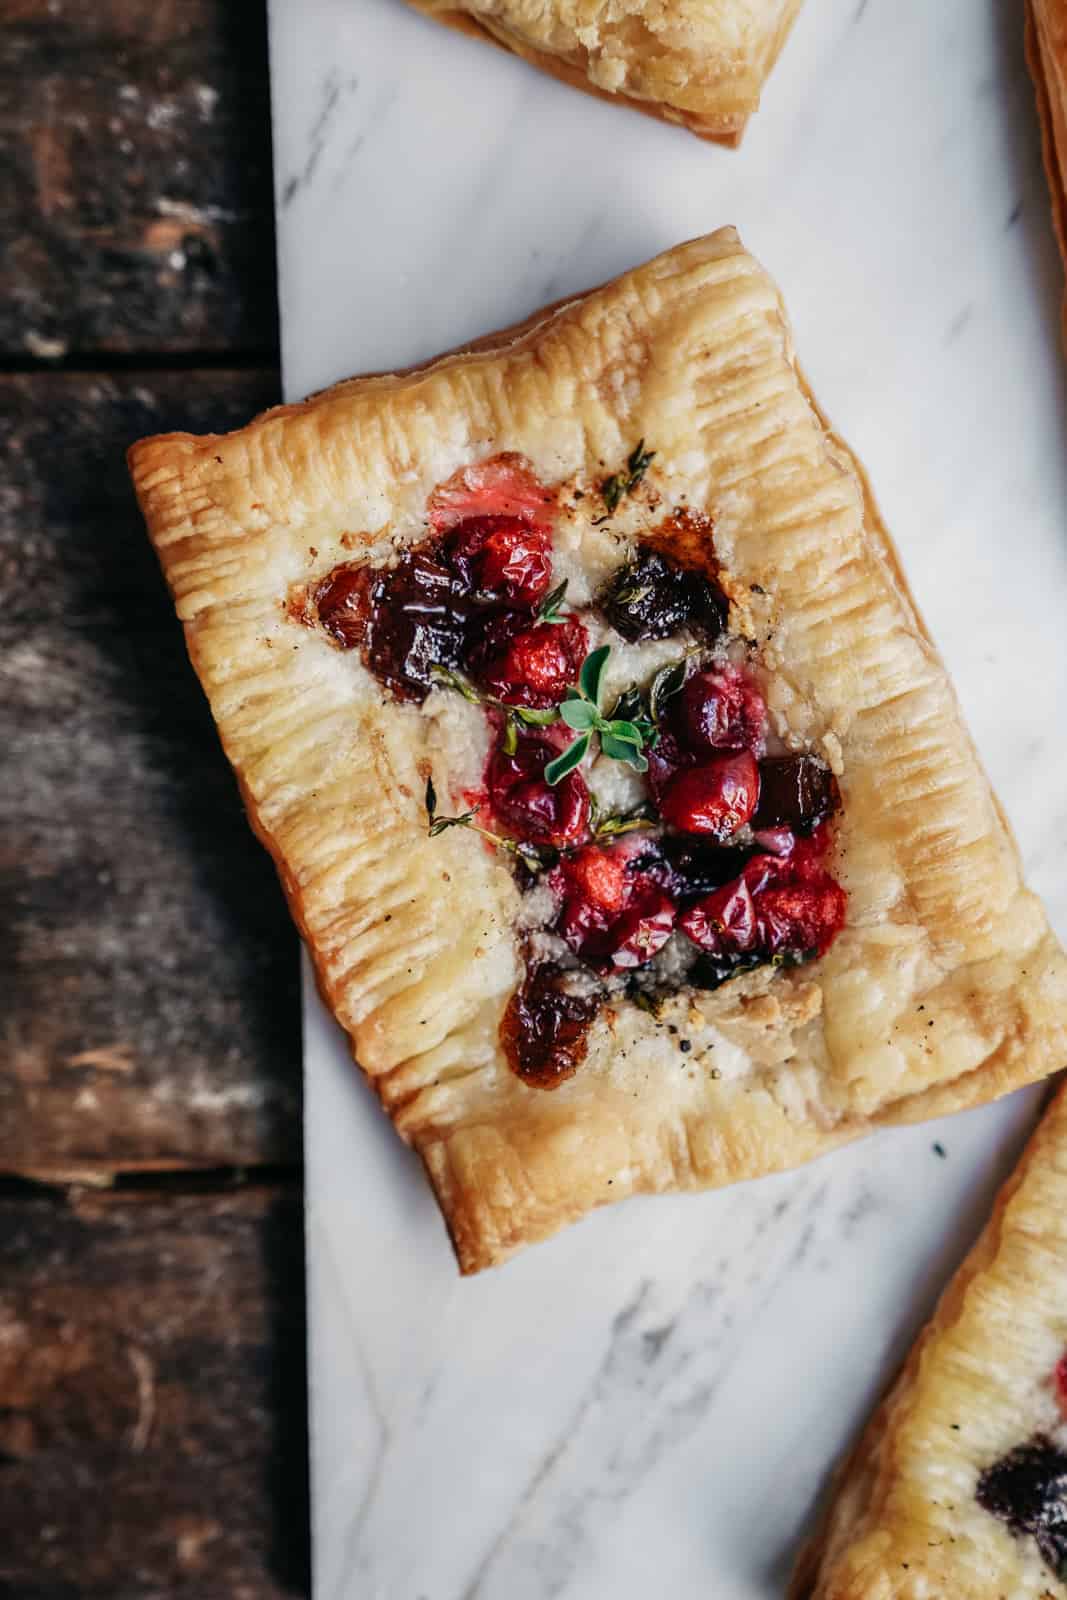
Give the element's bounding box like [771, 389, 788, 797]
[535, 579, 569, 625]
[546, 644, 657, 783]
[424, 777, 554, 873]
[595, 439, 656, 523]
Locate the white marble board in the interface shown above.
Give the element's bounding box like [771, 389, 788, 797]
[265, 3, 1067, 1595]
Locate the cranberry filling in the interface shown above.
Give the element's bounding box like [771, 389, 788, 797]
[315, 563, 372, 650]
[679, 665, 766, 756]
[501, 963, 599, 1088]
[752, 754, 839, 834]
[489, 736, 590, 846]
[445, 514, 553, 607]
[598, 550, 728, 643]
[308, 455, 849, 1086]
[428, 453, 556, 533]
[660, 751, 761, 840]
[481, 614, 589, 708]
[976, 1437, 1067, 1581]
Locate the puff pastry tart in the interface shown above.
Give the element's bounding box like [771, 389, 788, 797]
[405, 0, 802, 145]
[792, 1082, 1067, 1599]
[128, 228, 1066, 1274]
[1028, 0, 1067, 335]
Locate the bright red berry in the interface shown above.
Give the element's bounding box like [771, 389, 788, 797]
[679, 665, 766, 756]
[489, 737, 590, 846]
[607, 891, 676, 970]
[446, 515, 553, 606]
[563, 846, 631, 916]
[483, 615, 588, 708]
[756, 880, 847, 957]
[660, 751, 760, 840]
[428, 453, 555, 533]
[679, 877, 758, 954]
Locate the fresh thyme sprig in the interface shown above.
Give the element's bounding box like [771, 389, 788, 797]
[424, 777, 556, 873]
[424, 778, 652, 874]
[594, 439, 656, 523]
[534, 579, 569, 625]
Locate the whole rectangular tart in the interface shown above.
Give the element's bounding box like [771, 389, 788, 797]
[128, 228, 1067, 1274]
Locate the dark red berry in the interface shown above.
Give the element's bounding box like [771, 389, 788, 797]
[606, 891, 676, 970]
[501, 963, 598, 1088]
[660, 751, 760, 840]
[599, 550, 727, 644]
[752, 754, 839, 834]
[489, 737, 590, 845]
[679, 878, 757, 954]
[646, 722, 692, 803]
[361, 550, 476, 700]
[678, 665, 766, 756]
[315, 563, 373, 649]
[482, 615, 588, 707]
[446, 515, 553, 606]
[652, 837, 755, 900]
[756, 880, 847, 957]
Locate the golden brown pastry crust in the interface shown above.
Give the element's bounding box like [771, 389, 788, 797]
[1028, 0, 1067, 341]
[406, 0, 803, 145]
[128, 229, 1067, 1273]
[791, 1079, 1067, 1600]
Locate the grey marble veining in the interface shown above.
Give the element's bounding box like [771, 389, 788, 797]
[267, 1, 1067, 1594]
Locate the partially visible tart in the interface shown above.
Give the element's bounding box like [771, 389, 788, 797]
[406, 0, 804, 146]
[792, 1083, 1067, 1600]
[128, 228, 1067, 1273]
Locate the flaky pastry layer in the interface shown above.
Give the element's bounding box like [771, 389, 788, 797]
[792, 1079, 1067, 1600]
[129, 229, 1066, 1272]
[406, 0, 802, 144]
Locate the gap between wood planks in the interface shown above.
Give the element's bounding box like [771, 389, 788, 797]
[0, 1164, 303, 1200]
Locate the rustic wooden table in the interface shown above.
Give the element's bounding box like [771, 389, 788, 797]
[2, 4, 309, 1594]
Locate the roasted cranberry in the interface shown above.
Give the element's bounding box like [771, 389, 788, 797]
[564, 846, 631, 915]
[678, 666, 766, 756]
[651, 836, 755, 900]
[446, 515, 553, 606]
[501, 963, 599, 1088]
[482, 615, 588, 708]
[489, 737, 590, 845]
[756, 880, 847, 957]
[361, 550, 475, 700]
[680, 878, 758, 954]
[315, 563, 373, 649]
[557, 845, 631, 955]
[661, 751, 760, 840]
[752, 755, 839, 834]
[428, 453, 555, 534]
[646, 722, 692, 803]
[598, 550, 728, 643]
[976, 1436, 1067, 1580]
[607, 891, 676, 970]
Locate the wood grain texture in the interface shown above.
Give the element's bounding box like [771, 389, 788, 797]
[0, 1184, 309, 1600]
[2, 0, 278, 358]
[2, 371, 303, 1174]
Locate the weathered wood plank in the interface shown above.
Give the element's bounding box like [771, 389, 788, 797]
[2, 0, 278, 358]
[2, 371, 304, 1173]
[0, 1184, 310, 1599]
